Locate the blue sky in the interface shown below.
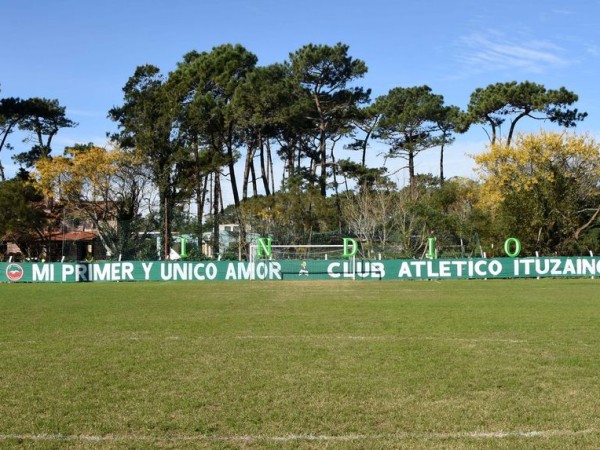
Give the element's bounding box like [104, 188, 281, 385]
[2, 0, 599, 198]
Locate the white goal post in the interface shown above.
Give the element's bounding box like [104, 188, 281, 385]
[250, 237, 360, 262]
[249, 244, 350, 264]
[248, 238, 363, 280]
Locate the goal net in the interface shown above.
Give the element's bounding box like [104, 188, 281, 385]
[247, 238, 384, 280]
[250, 244, 349, 262]
[249, 237, 360, 263]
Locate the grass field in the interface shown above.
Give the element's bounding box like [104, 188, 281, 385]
[1, 279, 599, 449]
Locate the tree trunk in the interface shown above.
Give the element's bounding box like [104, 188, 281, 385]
[361, 129, 372, 167]
[266, 140, 274, 195]
[319, 130, 328, 196]
[259, 133, 270, 195]
[250, 162, 258, 197]
[226, 125, 240, 207]
[506, 112, 529, 147]
[486, 114, 497, 145]
[212, 172, 221, 258]
[0, 120, 19, 181]
[439, 142, 445, 186]
[227, 146, 240, 208]
[159, 183, 172, 261]
[242, 142, 256, 200]
[408, 150, 416, 199]
[574, 206, 600, 240]
[196, 175, 207, 257]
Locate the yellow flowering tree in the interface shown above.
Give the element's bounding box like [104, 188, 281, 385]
[473, 131, 600, 255]
[34, 144, 155, 259]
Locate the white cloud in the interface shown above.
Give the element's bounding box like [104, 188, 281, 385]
[585, 43, 599, 57]
[550, 8, 575, 16]
[455, 31, 572, 75]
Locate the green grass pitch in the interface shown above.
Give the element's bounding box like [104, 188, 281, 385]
[1, 279, 600, 449]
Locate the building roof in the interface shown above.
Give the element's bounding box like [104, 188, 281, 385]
[44, 230, 100, 242]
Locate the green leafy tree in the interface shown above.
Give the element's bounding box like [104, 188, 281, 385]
[411, 176, 487, 257]
[346, 103, 381, 168]
[466, 81, 587, 146]
[337, 158, 389, 192]
[0, 177, 49, 259]
[0, 96, 28, 180]
[341, 104, 391, 192]
[435, 105, 464, 184]
[109, 65, 184, 259]
[373, 86, 450, 197]
[233, 63, 302, 199]
[289, 43, 370, 196]
[13, 97, 77, 168]
[239, 186, 338, 245]
[169, 44, 258, 257]
[172, 45, 257, 207]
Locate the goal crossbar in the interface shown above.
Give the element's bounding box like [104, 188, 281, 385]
[265, 245, 344, 248]
[249, 243, 355, 266]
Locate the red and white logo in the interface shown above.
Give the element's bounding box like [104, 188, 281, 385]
[5, 263, 24, 282]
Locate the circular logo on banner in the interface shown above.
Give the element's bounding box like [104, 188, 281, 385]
[6, 263, 24, 282]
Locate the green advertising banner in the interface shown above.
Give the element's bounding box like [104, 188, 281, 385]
[1, 257, 600, 283]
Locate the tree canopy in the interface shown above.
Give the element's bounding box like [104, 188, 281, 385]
[373, 85, 459, 196]
[0, 177, 48, 256]
[2, 42, 597, 261]
[0, 96, 76, 180]
[289, 43, 371, 196]
[466, 81, 587, 146]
